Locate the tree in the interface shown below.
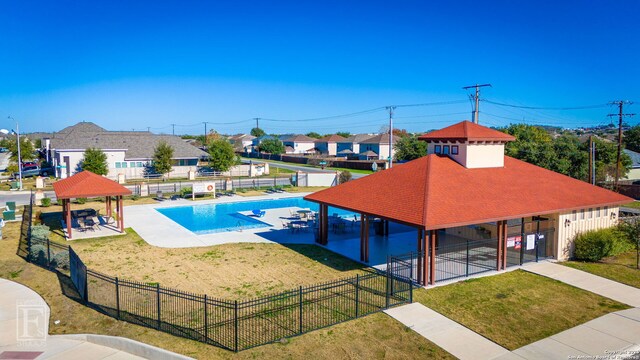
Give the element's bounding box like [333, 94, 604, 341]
[153, 141, 174, 177]
[81, 148, 108, 175]
[205, 130, 221, 145]
[336, 131, 351, 138]
[624, 125, 640, 153]
[7, 137, 35, 162]
[250, 127, 266, 137]
[208, 138, 237, 172]
[394, 135, 427, 161]
[306, 132, 322, 139]
[258, 138, 285, 154]
[338, 170, 352, 184]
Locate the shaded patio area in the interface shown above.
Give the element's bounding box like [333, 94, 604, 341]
[52, 170, 132, 240]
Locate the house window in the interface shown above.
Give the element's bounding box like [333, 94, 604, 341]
[443, 145, 450, 155]
[137, 162, 143, 167]
[122, 162, 127, 168]
[588, 208, 593, 219]
[115, 162, 121, 169]
[434, 145, 441, 154]
[604, 206, 609, 216]
[580, 209, 585, 220]
[596, 207, 601, 217]
[572, 210, 577, 221]
[451, 145, 459, 155]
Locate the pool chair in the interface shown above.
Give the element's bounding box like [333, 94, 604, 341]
[252, 209, 266, 217]
[5, 201, 16, 212]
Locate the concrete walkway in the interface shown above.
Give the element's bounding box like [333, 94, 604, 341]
[386, 262, 640, 359]
[525, 261, 640, 307]
[0, 278, 192, 359]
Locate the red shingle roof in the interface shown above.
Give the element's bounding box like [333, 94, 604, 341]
[419, 121, 516, 142]
[53, 171, 132, 199]
[304, 155, 631, 229]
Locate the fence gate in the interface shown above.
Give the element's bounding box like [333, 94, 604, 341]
[69, 247, 87, 302]
[387, 252, 424, 286]
[506, 217, 555, 267]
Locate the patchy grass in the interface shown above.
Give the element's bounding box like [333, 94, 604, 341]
[622, 201, 640, 209]
[564, 250, 640, 288]
[46, 227, 368, 299]
[1, 220, 452, 359]
[413, 270, 629, 350]
[284, 186, 329, 193]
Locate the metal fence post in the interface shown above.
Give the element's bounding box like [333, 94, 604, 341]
[234, 300, 239, 352]
[204, 294, 208, 342]
[299, 286, 303, 334]
[355, 274, 359, 318]
[385, 267, 390, 309]
[156, 283, 161, 330]
[409, 279, 413, 303]
[466, 240, 470, 277]
[115, 277, 120, 320]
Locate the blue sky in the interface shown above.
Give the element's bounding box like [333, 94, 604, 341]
[0, 1, 638, 135]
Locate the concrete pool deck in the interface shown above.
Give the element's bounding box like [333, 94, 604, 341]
[124, 192, 419, 267]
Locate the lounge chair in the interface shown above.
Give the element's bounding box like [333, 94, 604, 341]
[156, 191, 166, 201]
[289, 209, 301, 219]
[90, 216, 101, 230]
[2, 210, 15, 221]
[251, 209, 266, 217]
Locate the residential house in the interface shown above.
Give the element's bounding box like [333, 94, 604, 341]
[314, 134, 347, 156]
[358, 134, 397, 160]
[45, 122, 209, 179]
[337, 134, 374, 156]
[624, 149, 640, 181]
[228, 134, 256, 153]
[281, 134, 317, 154]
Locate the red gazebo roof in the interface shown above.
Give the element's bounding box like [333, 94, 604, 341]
[53, 171, 132, 199]
[419, 120, 516, 142]
[304, 155, 632, 230]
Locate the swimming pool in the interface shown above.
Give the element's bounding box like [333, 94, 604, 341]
[156, 197, 356, 234]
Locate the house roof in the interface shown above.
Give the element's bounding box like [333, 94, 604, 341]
[304, 155, 632, 230]
[229, 134, 256, 141]
[342, 134, 374, 143]
[53, 171, 132, 199]
[49, 122, 208, 160]
[337, 149, 354, 154]
[418, 121, 516, 142]
[624, 149, 640, 168]
[282, 134, 317, 143]
[360, 134, 397, 144]
[316, 134, 347, 143]
[359, 150, 378, 157]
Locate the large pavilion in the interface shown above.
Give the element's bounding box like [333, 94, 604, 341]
[52, 171, 132, 239]
[305, 121, 632, 286]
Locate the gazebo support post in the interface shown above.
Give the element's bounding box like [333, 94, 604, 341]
[422, 231, 428, 286]
[502, 221, 508, 270]
[496, 220, 503, 271]
[364, 215, 369, 263]
[429, 230, 437, 285]
[118, 195, 124, 233]
[106, 196, 111, 218]
[417, 228, 423, 285]
[65, 199, 72, 240]
[320, 204, 328, 245]
[360, 215, 365, 261]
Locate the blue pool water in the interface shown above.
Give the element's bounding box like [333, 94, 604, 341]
[156, 197, 356, 234]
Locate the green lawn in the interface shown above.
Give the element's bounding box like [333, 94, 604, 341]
[622, 201, 640, 209]
[563, 250, 640, 288]
[413, 270, 629, 350]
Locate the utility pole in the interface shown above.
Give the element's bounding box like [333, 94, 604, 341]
[386, 106, 396, 168]
[254, 118, 260, 130]
[588, 135, 593, 184]
[171, 124, 175, 136]
[147, 127, 151, 132]
[203, 122, 208, 143]
[462, 83, 492, 124]
[608, 101, 635, 190]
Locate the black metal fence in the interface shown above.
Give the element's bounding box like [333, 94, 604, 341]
[69, 258, 410, 351]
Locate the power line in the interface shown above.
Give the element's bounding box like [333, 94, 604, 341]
[608, 100, 635, 190]
[463, 84, 492, 124]
[483, 99, 609, 110]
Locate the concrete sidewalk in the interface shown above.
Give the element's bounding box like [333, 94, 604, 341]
[525, 261, 640, 307]
[0, 278, 192, 359]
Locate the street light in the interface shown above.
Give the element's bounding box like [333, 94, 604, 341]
[1, 117, 22, 190]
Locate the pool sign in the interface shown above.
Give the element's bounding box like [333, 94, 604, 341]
[193, 182, 216, 199]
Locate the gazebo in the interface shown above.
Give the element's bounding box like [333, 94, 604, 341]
[52, 171, 132, 239]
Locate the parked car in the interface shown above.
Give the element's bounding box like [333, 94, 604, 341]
[20, 165, 41, 178]
[39, 165, 54, 177]
[0, 147, 8, 153]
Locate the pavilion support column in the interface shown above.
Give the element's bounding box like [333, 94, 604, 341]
[384, 220, 389, 236]
[360, 215, 365, 261]
[417, 228, 423, 286]
[422, 231, 428, 286]
[496, 220, 503, 271]
[316, 205, 323, 244]
[320, 204, 328, 245]
[364, 215, 370, 263]
[106, 196, 111, 218]
[118, 196, 124, 233]
[65, 199, 72, 240]
[429, 230, 437, 285]
[502, 221, 508, 270]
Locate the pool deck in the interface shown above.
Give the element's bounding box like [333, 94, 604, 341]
[125, 192, 419, 267]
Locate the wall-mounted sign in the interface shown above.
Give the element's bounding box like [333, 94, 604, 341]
[507, 236, 520, 248]
[526, 234, 536, 250]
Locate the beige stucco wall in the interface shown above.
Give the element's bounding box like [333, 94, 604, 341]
[625, 168, 640, 181]
[554, 206, 619, 260]
[465, 143, 505, 168]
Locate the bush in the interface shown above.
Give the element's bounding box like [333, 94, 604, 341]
[40, 198, 51, 207]
[131, 194, 140, 201]
[574, 228, 631, 262]
[181, 187, 192, 197]
[30, 224, 50, 242]
[29, 244, 47, 265]
[339, 170, 352, 184]
[51, 251, 70, 270]
[76, 197, 87, 204]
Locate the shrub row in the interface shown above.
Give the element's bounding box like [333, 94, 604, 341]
[574, 226, 635, 262]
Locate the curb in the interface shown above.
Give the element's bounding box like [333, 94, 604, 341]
[52, 334, 195, 360]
